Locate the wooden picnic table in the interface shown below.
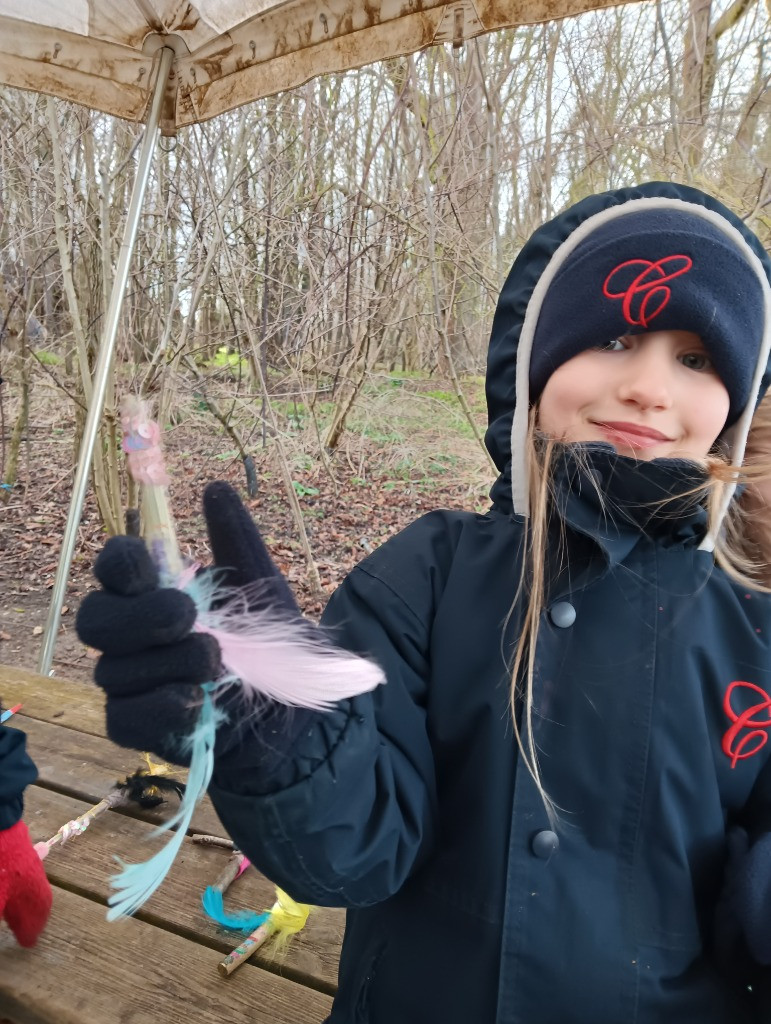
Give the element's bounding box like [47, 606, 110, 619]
[0, 664, 342, 1024]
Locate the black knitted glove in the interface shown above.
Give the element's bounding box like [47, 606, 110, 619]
[76, 481, 306, 765]
[715, 826, 771, 972]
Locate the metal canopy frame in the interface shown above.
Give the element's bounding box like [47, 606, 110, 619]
[37, 46, 175, 674]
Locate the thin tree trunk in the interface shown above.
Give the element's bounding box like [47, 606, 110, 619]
[409, 57, 496, 475]
[1, 336, 29, 499]
[46, 97, 120, 534]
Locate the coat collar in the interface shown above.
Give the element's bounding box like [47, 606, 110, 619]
[555, 445, 709, 565]
[494, 444, 709, 572]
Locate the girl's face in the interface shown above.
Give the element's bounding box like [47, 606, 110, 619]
[537, 330, 730, 461]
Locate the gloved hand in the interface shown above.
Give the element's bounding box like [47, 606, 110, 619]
[714, 825, 771, 969]
[0, 820, 53, 947]
[75, 481, 304, 765]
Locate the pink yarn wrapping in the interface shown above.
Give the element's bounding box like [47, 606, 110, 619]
[121, 406, 170, 486]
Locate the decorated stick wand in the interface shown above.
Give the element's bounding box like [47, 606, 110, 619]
[35, 788, 130, 859]
[120, 396, 181, 583]
[113, 396, 384, 921]
[218, 915, 275, 977]
[34, 768, 185, 860]
[218, 887, 310, 977]
[110, 396, 215, 920]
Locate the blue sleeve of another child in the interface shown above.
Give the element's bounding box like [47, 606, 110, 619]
[0, 724, 38, 831]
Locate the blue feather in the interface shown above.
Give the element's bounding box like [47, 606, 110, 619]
[107, 684, 218, 920]
[201, 887, 268, 933]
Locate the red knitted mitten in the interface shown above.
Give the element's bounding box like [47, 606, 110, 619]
[0, 820, 52, 947]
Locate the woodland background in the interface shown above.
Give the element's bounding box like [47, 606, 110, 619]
[0, 0, 769, 677]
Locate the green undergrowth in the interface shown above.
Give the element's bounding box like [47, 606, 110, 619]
[178, 369, 492, 504]
[11, 366, 493, 518]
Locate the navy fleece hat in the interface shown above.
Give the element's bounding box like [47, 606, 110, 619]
[530, 208, 766, 425]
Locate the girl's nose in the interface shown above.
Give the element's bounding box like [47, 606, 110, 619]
[616, 347, 674, 410]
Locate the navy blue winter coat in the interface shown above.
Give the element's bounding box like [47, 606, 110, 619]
[209, 183, 771, 1023]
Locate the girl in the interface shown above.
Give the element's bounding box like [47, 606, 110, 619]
[77, 181, 771, 1023]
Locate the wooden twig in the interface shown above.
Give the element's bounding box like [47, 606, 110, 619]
[192, 834, 236, 850]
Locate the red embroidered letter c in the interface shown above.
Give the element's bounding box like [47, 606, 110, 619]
[722, 680, 771, 769]
[603, 255, 693, 328]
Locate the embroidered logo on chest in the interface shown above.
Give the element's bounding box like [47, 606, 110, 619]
[722, 680, 771, 768]
[603, 255, 693, 328]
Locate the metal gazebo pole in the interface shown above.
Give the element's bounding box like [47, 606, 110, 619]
[38, 45, 175, 676]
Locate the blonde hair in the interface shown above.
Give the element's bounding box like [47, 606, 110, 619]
[737, 394, 771, 587]
[510, 405, 771, 822]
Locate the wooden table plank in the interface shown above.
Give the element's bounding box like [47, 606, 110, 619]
[24, 786, 343, 992]
[0, 666, 106, 736]
[0, 887, 333, 1024]
[1, 665, 344, 1022]
[18, 714, 226, 837]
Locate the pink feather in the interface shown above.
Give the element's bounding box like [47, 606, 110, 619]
[195, 604, 384, 711]
[179, 568, 384, 709]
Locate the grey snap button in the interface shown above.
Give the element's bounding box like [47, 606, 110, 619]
[532, 830, 559, 859]
[549, 601, 576, 628]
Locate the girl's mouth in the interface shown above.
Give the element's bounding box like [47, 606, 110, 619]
[594, 421, 674, 449]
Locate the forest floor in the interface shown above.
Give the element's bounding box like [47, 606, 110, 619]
[0, 370, 494, 683]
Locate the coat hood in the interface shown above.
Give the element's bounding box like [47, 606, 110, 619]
[485, 181, 771, 547]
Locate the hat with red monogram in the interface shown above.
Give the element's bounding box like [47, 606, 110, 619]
[529, 207, 766, 426]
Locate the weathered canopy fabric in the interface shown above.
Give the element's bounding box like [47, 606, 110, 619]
[0, 0, 633, 132]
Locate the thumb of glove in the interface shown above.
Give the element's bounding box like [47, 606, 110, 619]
[202, 481, 300, 616]
[202, 481, 385, 710]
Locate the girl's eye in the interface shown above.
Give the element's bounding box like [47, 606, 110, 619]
[680, 352, 714, 372]
[598, 338, 627, 352]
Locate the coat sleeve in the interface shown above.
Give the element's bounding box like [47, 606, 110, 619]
[206, 515, 454, 908]
[0, 724, 38, 831]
